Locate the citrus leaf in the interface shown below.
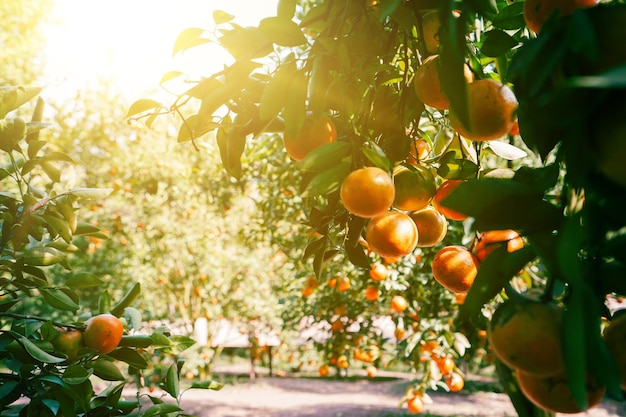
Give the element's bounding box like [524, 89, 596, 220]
[164, 363, 180, 399]
[119, 335, 153, 348]
[301, 161, 351, 197]
[277, 0, 297, 19]
[142, 404, 183, 417]
[299, 141, 351, 172]
[39, 287, 79, 311]
[260, 61, 296, 121]
[110, 282, 141, 317]
[259, 17, 306, 47]
[219, 25, 273, 60]
[160, 71, 184, 85]
[66, 272, 104, 289]
[212, 10, 234, 25]
[492, 2, 525, 30]
[92, 359, 125, 381]
[18, 336, 65, 363]
[282, 69, 307, 140]
[481, 30, 519, 58]
[0, 86, 42, 118]
[63, 364, 92, 385]
[172, 28, 210, 56]
[487, 140, 528, 160]
[190, 380, 224, 390]
[23, 247, 66, 266]
[67, 187, 113, 200]
[125, 99, 161, 119]
[107, 347, 148, 369]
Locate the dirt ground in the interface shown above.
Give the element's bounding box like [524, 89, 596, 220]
[163, 365, 626, 417]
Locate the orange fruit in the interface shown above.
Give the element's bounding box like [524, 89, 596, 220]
[474, 229, 524, 261]
[331, 319, 344, 332]
[488, 299, 564, 377]
[390, 295, 409, 313]
[406, 394, 425, 414]
[455, 293, 467, 304]
[432, 245, 478, 294]
[435, 355, 455, 374]
[52, 329, 84, 361]
[449, 79, 518, 142]
[364, 285, 380, 301]
[302, 286, 314, 297]
[318, 364, 330, 377]
[524, 0, 597, 34]
[304, 276, 318, 288]
[83, 313, 124, 354]
[409, 206, 448, 247]
[366, 365, 378, 378]
[602, 311, 626, 389]
[446, 373, 465, 392]
[336, 355, 349, 369]
[393, 165, 437, 212]
[283, 113, 336, 161]
[328, 277, 337, 289]
[369, 262, 388, 281]
[432, 180, 467, 221]
[337, 276, 351, 292]
[394, 327, 407, 340]
[365, 211, 419, 259]
[414, 54, 474, 110]
[516, 370, 605, 413]
[407, 138, 431, 164]
[421, 10, 440, 54]
[340, 167, 395, 218]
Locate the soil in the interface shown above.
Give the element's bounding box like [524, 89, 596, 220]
[157, 364, 626, 417]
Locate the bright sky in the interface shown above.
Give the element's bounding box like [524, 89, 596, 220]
[42, 0, 278, 102]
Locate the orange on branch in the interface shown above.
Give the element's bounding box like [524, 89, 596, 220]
[364, 285, 380, 301]
[369, 262, 388, 281]
[393, 165, 437, 212]
[431, 245, 479, 294]
[283, 113, 336, 161]
[337, 276, 351, 292]
[446, 373, 465, 392]
[409, 206, 448, 248]
[524, 0, 597, 33]
[83, 313, 124, 354]
[435, 355, 455, 374]
[407, 138, 431, 164]
[414, 55, 474, 110]
[516, 370, 605, 414]
[318, 364, 330, 377]
[449, 79, 518, 142]
[336, 355, 349, 369]
[52, 329, 84, 361]
[432, 180, 468, 221]
[474, 229, 524, 261]
[366, 211, 418, 259]
[391, 295, 409, 313]
[488, 300, 565, 377]
[366, 365, 378, 378]
[340, 167, 395, 218]
[407, 394, 425, 414]
[421, 10, 440, 54]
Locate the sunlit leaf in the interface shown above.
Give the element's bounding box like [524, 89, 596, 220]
[0, 86, 42, 118]
[213, 10, 235, 25]
[66, 272, 104, 289]
[299, 141, 351, 173]
[160, 71, 184, 85]
[142, 404, 183, 417]
[67, 187, 113, 200]
[277, 0, 297, 19]
[492, 2, 525, 30]
[487, 140, 527, 160]
[301, 161, 351, 197]
[260, 61, 296, 121]
[172, 28, 210, 56]
[125, 99, 161, 119]
[190, 380, 224, 390]
[259, 17, 306, 47]
[219, 25, 273, 60]
[164, 363, 180, 399]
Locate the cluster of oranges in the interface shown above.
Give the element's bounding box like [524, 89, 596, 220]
[52, 313, 124, 361]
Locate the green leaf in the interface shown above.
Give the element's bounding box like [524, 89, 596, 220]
[216, 116, 244, 180]
[142, 404, 183, 417]
[259, 17, 306, 47]
[466, 0, 498, 14]
[74, 222, 106, 236]
[282, 69, 307, 140]
[362, 142, 392, 173]
[301, 161, 351, 197]
[119, 335, 153, 348]
[440, 10, 469, 132]
[378, 0, 402, 21]
[299, 141, 351, 173]
[219, 25, 273, 60]
[67, 187, 113, 200]
[190, 379, 224, 390]
[172, 28, 210, 56]
[492, 2, 525, 30]
[110, 282, 141, 317]
[259, 61, 296, 121]
[63, 364, 92, 385]
[66, 272, 104, 289]
[125, 99, 161, 118]
[108, 347, 148, 369]
[160, 71, 183, 85]
[164, 363, 180, 399]
[124, 307, 143, 332]
[277, 0, 297, 19]
[23, 247, 66, 266]
[39, 287, 80, 311]
[19, 336, 65, 363]
[42, 214, 72, 244]
[92, 358, 125, 381]
[0, 86, 42, 118]
[481, 30, 519, 58]
[194, 83, 239, 135]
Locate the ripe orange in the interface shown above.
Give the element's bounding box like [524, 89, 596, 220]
[474, 229, 524, 261]
[283, 113, 336, 161]
[488, 300, 564, 377]
[365, 211, 419, 259]
[369, 262, 388, 281]
[409, 206, 448, 248]
[407, 138, 431, 164]
[336, 355, 349, 369]
[304, 276, 318, 288]
[421, 10, 440, 54]
[366, 365, 378, 378]
[414, 54, 474, 110]
[331, 319, 344, 332]
[394, 327, 407, 340]
[516, 370, 605, 413]
[431, 245, 479, 294]
[406, 394, 425, 414]
[337, 276, 351, 292]
[435, 355, 455, 374]
[52, 329, 84, 361]
[446, 373, 465, 392]
[390, 295, 409, 313]
[393, 165, 437, 212]
[524, 0, 597, 34]
[364, 285, 380, 301]
[328, 277, 338, 289]
[83, 313, 124, 354]
[318, 364, 330, 377]
[449, 79, 518, 142]
[432, 180, 467, 221]
[602, 311, 626, 389]
[340, 167, 395, 218]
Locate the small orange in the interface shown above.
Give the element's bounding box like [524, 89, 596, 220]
[431, 245, 479, 294]
[394, 327, 407, 340]
[407, 394, 425, 414]
[449, 79, 518, 142]
[331, 319, 344, 332]
[366, 365, 378, 378]
[365, 211, 419, 259]
[446, 373, 465, 392]
[414, 55, 474, 110]
[421, 10, 440, 54]
[435, 356, 455, 374]
[302, 286, 314, 297]
[369, 262, 388, 281]
[407, 138, 431, 164]
[52, 329, 84, 361]
[364, 285, 380, 301]
[283, 113, 336, 161]
[340, 167, 395, 218]
[318, 364, 330, 377]
[393, 165, 437, 212]
[391, 295, 409, 313]
[432, 180, 467, 221]
[409, 206, 448, 248]
[336, 355, 349, 369]
[83, 313, 124, 354]
[337, 276, 351, 292]
[474, 229, 524, 261]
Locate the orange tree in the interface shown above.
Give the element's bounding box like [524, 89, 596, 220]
[129, 0, 626, 415]
[0, 89, 225, 416]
